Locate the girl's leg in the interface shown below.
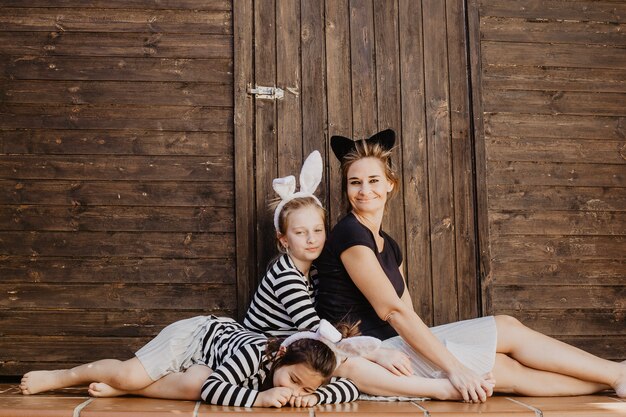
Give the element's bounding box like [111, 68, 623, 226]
[492, 353, 609, 396]
[20, 357, 152, 395]
[335, 357, 469, 400]
[495, 315, 626, 396]
[89, 364, 212, 400]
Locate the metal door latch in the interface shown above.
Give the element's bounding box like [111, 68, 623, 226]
[248, 85, 284, 100]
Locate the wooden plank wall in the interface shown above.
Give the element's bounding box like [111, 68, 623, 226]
[249, 0, 479, 327]
[469, 0, 625, 360]
[0, 1, 236, 375]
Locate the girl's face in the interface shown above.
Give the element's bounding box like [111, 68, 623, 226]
[279, 205, 325, 267]
[346, 157, 394, 215]
[272, 363, 325, 397]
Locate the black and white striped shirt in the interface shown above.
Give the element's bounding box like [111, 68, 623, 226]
[199, 317, 358, 407]
[244, 254, 321, 336]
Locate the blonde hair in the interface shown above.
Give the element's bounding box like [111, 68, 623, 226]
[339, 140, 399, 212]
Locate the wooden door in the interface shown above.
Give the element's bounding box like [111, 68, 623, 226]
[234, 0, 480, 326]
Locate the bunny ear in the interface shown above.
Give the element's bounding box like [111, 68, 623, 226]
[273, 175, 296, 200]
[335, 336, 381, 358]
[299, 151, 323, 195]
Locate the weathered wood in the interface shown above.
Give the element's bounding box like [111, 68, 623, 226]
[481, 17, 626, 45]
[479, 0, 626, 23]
[506, 309, 626, 336]
[0, 231, 234, 258]
[486, 137, 626, 164]
[276, 0, 302, 177]
[491, 285, 625, 310]
[0, 32, 232, 59]
[483, 89, 626, 117]
[487, 161, 625, 187]
[482, 41, 626, 69]
[3, 81, 233, 107]
[0, 0, 231, 10]
[490, 259, 626, 286]
[0, 130, 232, 156]
[0, 180, 234, 207]
[0, 8, 232, 34]
[0, 257, 236, 284]
[557, 336, 625, 361]
[0, 309, 229, 337]
[252, 0, 278, 287]
[233, 0, 255, 319]
[489, 210, 626, 236]
[488, 185, 626, 212]
[0, 283, 236, 310]
[349, 0, 377, 137]
[324, 0, 352, 223]
[483, 66, 626, 93]
[423, 0, 458, 325]
[447, 0, 479, 321]
[0, 155, 232, 181]
[398, 0, 433, 324]
[1, 56, 233, 83]
[0, 205, 234, 232]
[491, 235, 626, 261]
[0, 104, 233, 131]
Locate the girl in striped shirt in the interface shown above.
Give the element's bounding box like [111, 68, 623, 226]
[20, 316, 363, 407]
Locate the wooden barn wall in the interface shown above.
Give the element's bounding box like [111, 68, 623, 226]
[241, 0, 480, 327]
[468, 0, 625, 360]
[0, 1, 236, 375]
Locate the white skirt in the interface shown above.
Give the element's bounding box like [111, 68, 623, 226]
[381, 316, 497, 379]
[135, 315, 235, 381]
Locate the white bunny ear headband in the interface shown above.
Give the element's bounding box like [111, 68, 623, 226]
[272, 150, 324, 232]
[279, 319, 381, 368]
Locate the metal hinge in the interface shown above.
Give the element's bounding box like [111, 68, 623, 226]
[248, 85, 284, 100]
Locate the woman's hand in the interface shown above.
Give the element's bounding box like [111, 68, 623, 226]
[447, 365, 493, 403]
[289, 394, 319, 407]
[365, 347, 413, 376]
[254, 387, 293, 407]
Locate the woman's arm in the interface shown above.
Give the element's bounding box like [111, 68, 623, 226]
[340, 246, 491, 402]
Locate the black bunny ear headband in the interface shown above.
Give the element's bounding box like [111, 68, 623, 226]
[330, 129, 395, 162]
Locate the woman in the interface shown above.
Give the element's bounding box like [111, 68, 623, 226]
[314, 129, 626, 402]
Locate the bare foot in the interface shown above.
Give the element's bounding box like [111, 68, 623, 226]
[20, 370, 68, 395]
[88, 382, 128, 398]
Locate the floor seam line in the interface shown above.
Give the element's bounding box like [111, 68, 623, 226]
[72, 397, 94, 417]
[411, 400, 431, 416]
[506, 397, 543, 417]
[193, 400, 201, 417]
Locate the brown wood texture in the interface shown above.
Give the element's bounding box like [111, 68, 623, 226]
[244, 0, 478, 329]
[470, 0, 626, 359]
[0, 3, 236, 374]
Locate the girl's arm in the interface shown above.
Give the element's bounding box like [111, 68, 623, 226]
[274, 271, 320, 330]
[340, 246, 491, 402]
[200, 344, 264, 407]
[313, 377, 360, 404]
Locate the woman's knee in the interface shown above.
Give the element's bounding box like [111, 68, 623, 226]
[494, 314, 522, 329]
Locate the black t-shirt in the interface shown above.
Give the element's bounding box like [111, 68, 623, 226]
[314, 212, 405, 340]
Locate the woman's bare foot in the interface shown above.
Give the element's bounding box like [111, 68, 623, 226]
[20, 370, 70, 395]
[613, 362, 626, 398]
[88, 382, 128, 398]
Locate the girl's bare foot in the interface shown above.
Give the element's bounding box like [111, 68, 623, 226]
[20, 370, 67, 395]
[88, 382, 128, 398]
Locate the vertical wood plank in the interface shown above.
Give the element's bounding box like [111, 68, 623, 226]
[423, 0, 459, 325]
[276, 0, 303, 176]
[325, 0, 352, 223]
[301, 0, 328, 203]
[373, 0, 406, 260]
[446, 0, 479, 320]
[254, 0, 278, 274]
[398, 0, 433, 324]
[233, 0, 255, 319]
[349, 0, 377, 137]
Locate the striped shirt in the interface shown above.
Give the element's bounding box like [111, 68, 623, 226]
[199, 317, 358, 407]
[244, 254, 321, 336]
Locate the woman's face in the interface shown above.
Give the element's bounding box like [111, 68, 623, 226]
[346, 157, 394, 215]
